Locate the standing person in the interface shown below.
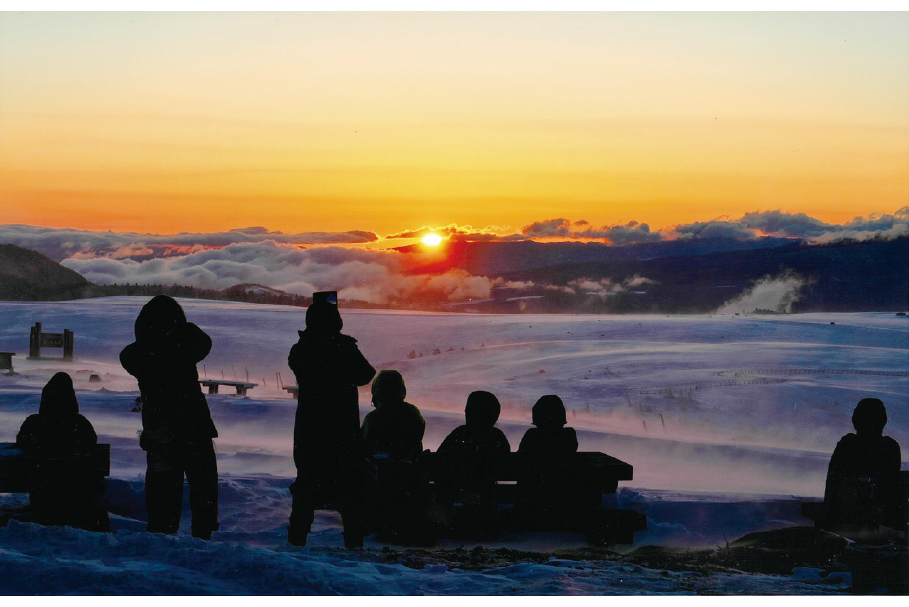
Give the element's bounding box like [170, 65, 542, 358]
[16, 372, 107, 531]
[287, 291, 376, 548]
[120, 295, 220, 540]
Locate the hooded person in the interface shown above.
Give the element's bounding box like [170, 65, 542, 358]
[119, 295, 219, 540]
[287, 293, 376, 548]
[516, 395, 579, 524]
[438, 390, 510, 458]
[518, 395, 578, 457]
[361, 370, 425, 462]
[824, 398, 901, 530]
[16, 372, 106, 530]
[435, 391, 511, 535]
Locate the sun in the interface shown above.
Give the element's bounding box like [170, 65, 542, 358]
[421, 233, 443, 247]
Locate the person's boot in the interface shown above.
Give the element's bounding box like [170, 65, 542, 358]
[342, 524, 364, 549]
[288, 525, 309, 547]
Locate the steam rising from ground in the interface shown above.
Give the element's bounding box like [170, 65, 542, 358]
[717, 273, 809, 314]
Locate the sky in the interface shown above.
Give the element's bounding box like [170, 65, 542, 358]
[1, 11, 908, 242]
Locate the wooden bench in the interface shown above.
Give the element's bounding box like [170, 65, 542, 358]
[199, 379, 258, 396]
[0, 352, 14, 374]
[367, 451, 646, 545]
[282, 385, 299, 398]
[0, 442, 111, 493]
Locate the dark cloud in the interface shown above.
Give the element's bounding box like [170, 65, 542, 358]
[672, 220, 757, 241]
[521, 218, 572, 237]
[578, 220, 664, 245]
[738, 211, 833, 238]
[0, 224, 377, 261]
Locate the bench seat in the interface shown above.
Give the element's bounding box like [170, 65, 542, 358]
[0, 442, 110, 494]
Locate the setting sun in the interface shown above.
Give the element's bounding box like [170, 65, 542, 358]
[421, 233, 443, 247]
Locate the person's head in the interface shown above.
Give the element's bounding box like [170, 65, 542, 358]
[371, 370, 406, 409]
[39, 372, 79, 417]
[852, 398, 888, 436]
[135, 295, 186, 342]
[532, 394, 567, 429]
[465, 390, 501, 428]
[305, 301, 343, 334]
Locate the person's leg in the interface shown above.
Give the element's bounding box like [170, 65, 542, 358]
[184, 439, 220, 540]
[288, 479, 315, 546]
[145, 447, 184, 534]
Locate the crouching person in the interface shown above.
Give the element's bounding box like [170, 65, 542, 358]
[16, 372, 108, 531]
[361, 370, 428, 543]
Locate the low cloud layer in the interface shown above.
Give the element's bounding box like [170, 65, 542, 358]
[59, 241, 508, 306]
[0, 225, 377, 262]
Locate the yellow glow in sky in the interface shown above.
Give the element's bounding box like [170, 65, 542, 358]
[1, 12, 907, 236]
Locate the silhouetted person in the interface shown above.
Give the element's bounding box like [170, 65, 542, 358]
[287, 292, 376, 548]
[518, 395, 578, 457]
[518, 395, 579, 524]
[120, 295, 220, 540]
[824, 398, 901, 530]
[439, 390, 510, 459]
[436, 391, 511, 535]
[361, 370, 427, 542]
[16, 372, 107, 530]
[361, 370, 425, 461]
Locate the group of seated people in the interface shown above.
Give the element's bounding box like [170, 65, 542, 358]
[9, 370, 905, 540]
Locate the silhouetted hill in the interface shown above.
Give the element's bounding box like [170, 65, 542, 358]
[479, 236, 909, 314]
[397, 236, 795, 275]
[0, 244, 95, 301]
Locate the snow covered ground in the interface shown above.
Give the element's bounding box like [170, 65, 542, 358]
[1, 297, 906, 594]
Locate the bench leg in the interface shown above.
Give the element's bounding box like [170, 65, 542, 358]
[236, 387, 247, 396]
[208, 385, 218, 394]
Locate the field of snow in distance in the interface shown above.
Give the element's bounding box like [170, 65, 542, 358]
[0, 297, 906, 593]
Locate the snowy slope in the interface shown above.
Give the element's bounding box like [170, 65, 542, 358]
[1, 298, 906, 594]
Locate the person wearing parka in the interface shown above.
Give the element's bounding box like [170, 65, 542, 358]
[119, 295, 219, 539]
[17, 372, 107, 530]
[361, 370, 425, 462]
[287, 297, 375, 548]
[824, 398, 901, 529]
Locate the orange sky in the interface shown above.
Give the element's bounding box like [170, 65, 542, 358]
[1, 12, 907, 237]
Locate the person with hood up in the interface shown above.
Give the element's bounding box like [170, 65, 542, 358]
[518, 394, 578, 456]
[287, 292, 376, 548]
[16, 372, 107, 530]
[824, 398, 901, 530]
[517, 395, 579, 524]
[438, 390, 510, 459]
[435, 390, 511, 535]
[361, 370, 425, 461]
[119, 295, 219, 540]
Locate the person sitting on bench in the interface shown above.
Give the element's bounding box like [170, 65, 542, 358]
[16, 372, 108, 531]
[361, 370, 426, 541]
[436, 390, 511, 534]
[362, 370, 425, 461]
[517, 395, 579, 524]
[824, 397, 901, 531]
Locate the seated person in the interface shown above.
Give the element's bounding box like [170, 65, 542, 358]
[517, 395, 579, 523]
[438, 390, 510, 488]
[361, 370, 425, 461]
[824, 398, 901, 530]
[518, 394, 578, 457]
[360, 370, 427, 541]
[16, 372, 108, 531]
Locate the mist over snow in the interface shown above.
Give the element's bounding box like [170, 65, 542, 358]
[717, 272, 810, 314]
